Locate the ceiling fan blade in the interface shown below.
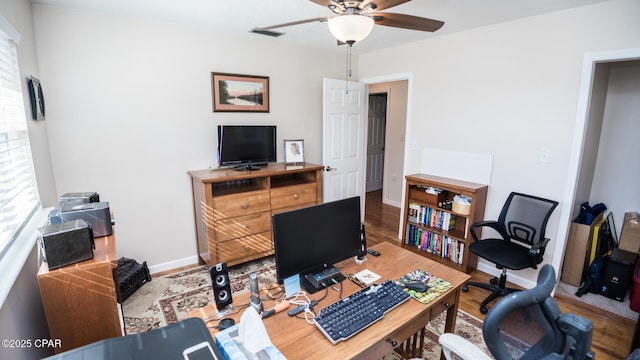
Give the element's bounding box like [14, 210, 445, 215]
[253, 17, 330, 31]
[371, 12, 444, 32]
[309, 0, 339, 7]
[368, 0, 411, 11]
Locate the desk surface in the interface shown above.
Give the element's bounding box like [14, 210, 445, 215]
[190, 242, 470, 360]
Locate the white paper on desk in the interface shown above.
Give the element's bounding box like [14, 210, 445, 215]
[237, 306, 273, 358]
[354, 269, 381, 284]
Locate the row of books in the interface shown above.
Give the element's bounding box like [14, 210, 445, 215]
[405, 224, 465, 264]
[407, 202, 456, 231]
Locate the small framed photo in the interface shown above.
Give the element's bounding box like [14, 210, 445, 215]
[211, 72, 269, 112]
[284, 139, 304, 164]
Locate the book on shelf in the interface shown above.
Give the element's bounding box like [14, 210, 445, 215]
[407, 203, 457, 231]
[405, 224, 465, 264]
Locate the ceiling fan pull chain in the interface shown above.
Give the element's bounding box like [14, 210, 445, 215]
[345, 43, 350, 94]
[345, 42, 356, 94]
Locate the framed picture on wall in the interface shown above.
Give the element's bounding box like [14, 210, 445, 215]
[211, 72, 269, 112]
[284, 139, 304, 164]
[28, 76, 45, 120]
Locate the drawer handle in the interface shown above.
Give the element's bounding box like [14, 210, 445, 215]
[243, 225, 250, 230]
[241, 203, 249, 209]
[386, 338, 398, 347]
[244, 245, 251, 252]
[443, 302, 451, 308]
[293, 194, 299, 200]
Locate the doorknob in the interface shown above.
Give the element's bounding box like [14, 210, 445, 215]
[325, 166, 337, 172]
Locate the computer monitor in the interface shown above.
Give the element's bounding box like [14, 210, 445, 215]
[272, 196, 363, 293]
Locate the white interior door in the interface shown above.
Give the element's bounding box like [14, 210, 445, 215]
[366, 94, 386, 192]
[322, 78, 367, 213]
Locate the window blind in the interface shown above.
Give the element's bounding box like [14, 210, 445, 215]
[0, 25, 40, 260]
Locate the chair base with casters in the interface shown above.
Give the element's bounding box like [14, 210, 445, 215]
[462, 268, 521, 314]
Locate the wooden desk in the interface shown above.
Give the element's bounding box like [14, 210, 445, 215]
[190, 242, 470, 360]
[37, 233, 124, 353]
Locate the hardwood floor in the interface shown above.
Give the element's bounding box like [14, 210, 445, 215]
[364, 190, 635, 360]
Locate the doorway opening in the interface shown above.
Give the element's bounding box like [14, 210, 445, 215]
[362, 77, 410, 242]
[366, 93, 387, 193]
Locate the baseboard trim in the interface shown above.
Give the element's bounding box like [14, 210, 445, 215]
[147, 255, 199, 275]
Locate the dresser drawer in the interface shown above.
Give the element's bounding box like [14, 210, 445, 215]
[214, 212, 272, 242]
[211, 190, 270, 220]
[271, 183, 317, 211]
[216, 231, 273, 264]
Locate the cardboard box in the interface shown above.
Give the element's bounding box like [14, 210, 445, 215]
[561, 212, 604, 286]
[619, 212, 640, 254]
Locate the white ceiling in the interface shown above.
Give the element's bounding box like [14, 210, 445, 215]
[30, 0, 609, 54]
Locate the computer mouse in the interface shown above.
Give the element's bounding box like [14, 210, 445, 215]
[405, 282, 428, 293]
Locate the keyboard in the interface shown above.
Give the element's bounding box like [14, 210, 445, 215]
[314, 279, 410, 345]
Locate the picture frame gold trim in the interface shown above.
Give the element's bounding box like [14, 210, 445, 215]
[211, 72, 269, 112]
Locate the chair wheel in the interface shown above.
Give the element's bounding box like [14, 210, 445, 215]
[480, 306, 488, 314]
[462, 284, 468, 292]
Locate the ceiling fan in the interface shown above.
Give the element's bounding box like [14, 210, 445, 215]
[251, 0, 444, 45]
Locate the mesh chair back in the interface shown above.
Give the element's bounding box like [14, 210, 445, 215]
[499, 193, 558, 246]
[494, 299, 563, 359]
[483, 265, 564, 360]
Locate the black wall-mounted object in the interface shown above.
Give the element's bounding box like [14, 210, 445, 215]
[27, 75, 45, 120]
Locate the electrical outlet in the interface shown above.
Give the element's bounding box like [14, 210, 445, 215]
[539, 148, 550, 163]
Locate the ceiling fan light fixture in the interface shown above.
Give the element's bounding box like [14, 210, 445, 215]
[328, 15, 374, 44]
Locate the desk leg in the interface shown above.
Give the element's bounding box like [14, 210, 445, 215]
[441, 288, 462, 360]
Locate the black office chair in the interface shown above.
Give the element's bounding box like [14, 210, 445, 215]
[463, 192, 559, 314]
[440, 264, 595, 360]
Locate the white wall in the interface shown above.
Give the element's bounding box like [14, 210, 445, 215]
[32, 5, 353, 270]
[358, 0, 640, 287]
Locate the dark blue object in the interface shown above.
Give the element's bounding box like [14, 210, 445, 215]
[574, 202, 607, 225]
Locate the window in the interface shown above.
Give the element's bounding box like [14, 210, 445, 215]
[0, 18, 40, 260]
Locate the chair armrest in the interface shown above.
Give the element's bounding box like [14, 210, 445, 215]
[528, 237, 551, 269]
[439, 333, 492, 360]
[470, 221, 506, 242]
[556, 313, 595, 360]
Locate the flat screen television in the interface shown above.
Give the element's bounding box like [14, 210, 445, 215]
[272, 196, 363, 293]
[217, 125, 276, 170]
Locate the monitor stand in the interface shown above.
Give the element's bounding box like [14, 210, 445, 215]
[301, 266, 346, 294]
[233, 164, 262, 171]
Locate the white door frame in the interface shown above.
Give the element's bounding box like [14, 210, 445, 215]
[553, 48, 640, 280]
[360, 73, 413, 239]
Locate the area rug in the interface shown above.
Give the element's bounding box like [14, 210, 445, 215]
[122, 257, 276, 333]
[122, 257, 490, 359]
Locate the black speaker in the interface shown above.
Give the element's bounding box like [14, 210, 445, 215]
[210, 262, 233, 309]
[357, 224, 367, 259]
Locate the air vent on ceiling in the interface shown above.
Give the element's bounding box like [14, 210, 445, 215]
[250, 28, 284, 37]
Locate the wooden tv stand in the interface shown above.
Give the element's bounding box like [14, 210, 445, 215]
[188, 163, 323, 266]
